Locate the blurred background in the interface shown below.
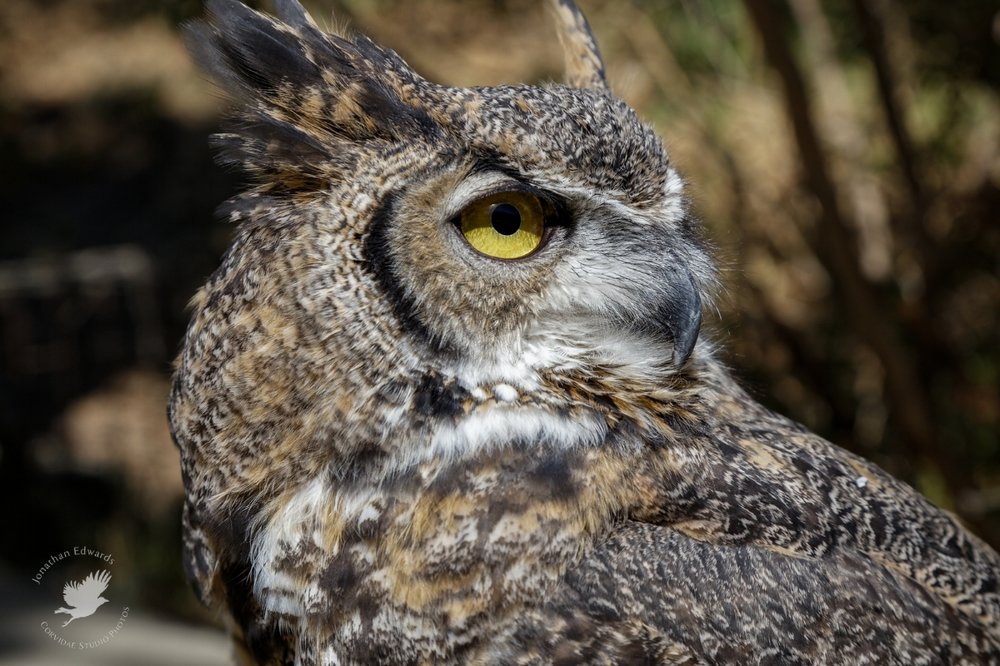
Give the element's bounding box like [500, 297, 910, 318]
[1, 0, 997, 660]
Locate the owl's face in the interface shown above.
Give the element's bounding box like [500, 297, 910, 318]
[366, 82, 713, 383]
[174, 0, 714, 487]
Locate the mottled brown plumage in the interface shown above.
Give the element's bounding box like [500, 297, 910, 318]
[169, 1, 1000, 664]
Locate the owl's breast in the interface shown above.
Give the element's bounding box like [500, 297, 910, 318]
[249, 428, 635, 663]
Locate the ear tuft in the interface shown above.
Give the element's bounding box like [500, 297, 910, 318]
[205, 0, 321, 94]
[183, 0, 437, 187]
[547, 0, 608, 89]
[272, 0, 318, 30]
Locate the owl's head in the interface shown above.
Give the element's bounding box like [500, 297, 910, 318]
[175, 0, 715, 483]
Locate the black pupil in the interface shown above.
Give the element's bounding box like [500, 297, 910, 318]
[491, 203, 522, 235]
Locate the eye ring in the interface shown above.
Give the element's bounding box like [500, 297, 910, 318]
[454, 190, 550, 260]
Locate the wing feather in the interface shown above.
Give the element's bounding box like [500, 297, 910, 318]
[531, 522, 1000, 663]
[508, 365, 1000, 662]
[62, 570, 111, 608]
[82, 570, 112, 596]
[623, 373, 1000, 644]
[61, 580, 82, 608]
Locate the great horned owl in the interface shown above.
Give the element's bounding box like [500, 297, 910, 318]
[169, 0, 1000, 663]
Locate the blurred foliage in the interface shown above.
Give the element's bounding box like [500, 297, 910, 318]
[0, 0, 997, 623]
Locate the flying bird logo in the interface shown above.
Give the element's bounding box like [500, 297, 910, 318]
[53, 570, 111, 627]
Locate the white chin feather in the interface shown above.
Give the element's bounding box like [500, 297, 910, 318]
[415, 405, 607, 466]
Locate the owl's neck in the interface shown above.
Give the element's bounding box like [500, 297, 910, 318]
[339, 333, 713, 476]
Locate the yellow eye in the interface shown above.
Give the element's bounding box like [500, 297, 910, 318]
[458, 191, 546, 259]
